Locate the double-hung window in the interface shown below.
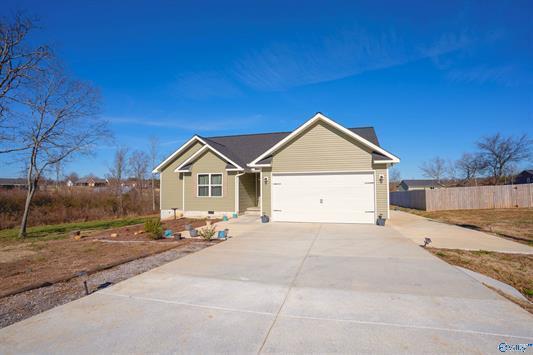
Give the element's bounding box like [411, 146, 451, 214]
[197, 173, 223, 197]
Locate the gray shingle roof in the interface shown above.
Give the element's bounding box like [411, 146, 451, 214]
[400, 179, 442, 188]
[201, 127, 382, 169]
[0, 178, 26, 186]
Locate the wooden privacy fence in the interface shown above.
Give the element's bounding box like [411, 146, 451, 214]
[390, 183, 533, 211]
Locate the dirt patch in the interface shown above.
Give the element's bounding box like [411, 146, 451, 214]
[393, 206, 533, 244]
[0, 240, 218, 328]
[0, 218, 219, 298]
[428, 248, 533, 307]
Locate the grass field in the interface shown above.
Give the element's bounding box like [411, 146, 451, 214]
[0, 215, 158, 245]
[429, 248, 533, 312]
[393, 206, 533, 244]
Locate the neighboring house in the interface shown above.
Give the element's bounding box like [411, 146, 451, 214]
[514, 170, 533, 184]
[397, 179, 443, 191]
[75, 177, 108, 187]
[154, 113, 400, 224]
[66, 179, 75, 187]
[0, 178, 27, 189]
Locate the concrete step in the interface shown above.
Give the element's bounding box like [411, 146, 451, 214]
[244, 207, 260, 216]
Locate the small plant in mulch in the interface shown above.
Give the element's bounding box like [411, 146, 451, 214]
[144, 218, 163, 240]
[198, 225, 217, 241]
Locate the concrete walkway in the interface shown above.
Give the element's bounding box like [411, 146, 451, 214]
[0, 218, 532, 354]
[389, 210, 533, 254]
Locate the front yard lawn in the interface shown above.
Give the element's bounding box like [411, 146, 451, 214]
[394, 207, 533, 244]
[429, 248, 533, 312]
[0, 217, 218, 298]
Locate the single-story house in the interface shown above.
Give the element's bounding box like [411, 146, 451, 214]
[514, 170, 533, 184]
[0, 178, 27, 189]
[75, 177, 108, 187]
[397, 179, 443, 191]
[154, 113, 400, 224]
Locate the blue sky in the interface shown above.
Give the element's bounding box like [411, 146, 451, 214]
[2, 0, 532, 179]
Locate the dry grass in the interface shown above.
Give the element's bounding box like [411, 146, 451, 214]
[0, 188, 159, 229]
[394, 206, 533, 244]
[0, 217, 217, 298]
[428, 248, 533, 304]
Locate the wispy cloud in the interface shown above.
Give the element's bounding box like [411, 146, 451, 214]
[172, 71, 243, 99]
[107, 114, 263, 132]
[233, 28, 474, 91]
[446, 65, 518, 86]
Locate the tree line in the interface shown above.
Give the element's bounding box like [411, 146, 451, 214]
[419, 133, 531, 186]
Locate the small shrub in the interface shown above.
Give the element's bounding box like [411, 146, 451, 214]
[198, 224, 217, 241]
[144, 218, 163, 239]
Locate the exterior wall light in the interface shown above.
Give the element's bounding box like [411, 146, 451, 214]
[379, 174, 385, 183]
[263, 176, 269, 184]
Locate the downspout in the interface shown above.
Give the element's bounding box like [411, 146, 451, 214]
[235, 172, 246, 214]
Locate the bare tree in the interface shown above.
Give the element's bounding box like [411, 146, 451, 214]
[108, 146, 128, 215]
[128, 150, 149, 196]
[389, 167, 401, 183]
[15, 66, 109, 237]
[455, 153, 487, 186]
[148, 136, 159, 211]
[0, 14, 50, 151]
[477, 133, 531, 184]
[66, 171, 78, 184]
[388, 166, 401, 192]
[420, 156, 447, 183]
[53, 160, 62, 190]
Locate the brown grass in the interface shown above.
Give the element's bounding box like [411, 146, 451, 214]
[428, 248, 533, 304]
[0, 217, 218, 298]
[0, 188, 159, 229]
[394, 206, 533, 244]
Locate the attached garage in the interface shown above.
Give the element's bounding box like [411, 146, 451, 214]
[271, 172, 376, 224]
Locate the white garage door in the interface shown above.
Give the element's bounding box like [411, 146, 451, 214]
[271, 172, 375, 224]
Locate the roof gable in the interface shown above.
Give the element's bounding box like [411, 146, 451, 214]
[153, 113, 399, 173]
[174, 144, 242, 172]
[248, 113, 399, 166]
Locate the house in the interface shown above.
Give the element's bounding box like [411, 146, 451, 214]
[0, 178, 27, 189]
[75, 177, 108, 187]
[154, 113, 400, 224]
[514, 170, 533, 184]
[397, 179, 443, 191]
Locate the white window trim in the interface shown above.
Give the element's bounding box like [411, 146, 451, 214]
[248, 113, 400, 167]
[196, 173, 224, 198]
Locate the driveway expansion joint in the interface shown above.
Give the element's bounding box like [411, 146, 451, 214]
[257, 224, 323, 354]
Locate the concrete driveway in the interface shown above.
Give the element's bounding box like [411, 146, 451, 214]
[389, 210, 533, 254]
[1, 218, 532, 354]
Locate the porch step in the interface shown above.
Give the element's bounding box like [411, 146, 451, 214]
[244, 207, 261, 216]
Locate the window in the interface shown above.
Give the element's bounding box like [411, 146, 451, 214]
[197, 173, 223, 197]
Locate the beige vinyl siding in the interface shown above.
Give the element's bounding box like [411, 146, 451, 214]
[160, 141, 204, 210]
[239, 173, 257, 212]
[373, 164, 389, 219]
[271, 121, 373, 172]
[263, 121, 389, 220]
[184, 150, 235, 212]
[261, 168, 272, 216]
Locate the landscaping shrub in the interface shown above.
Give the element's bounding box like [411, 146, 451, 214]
[198, 224, 217, 240]
[144, 218, 163, 239]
